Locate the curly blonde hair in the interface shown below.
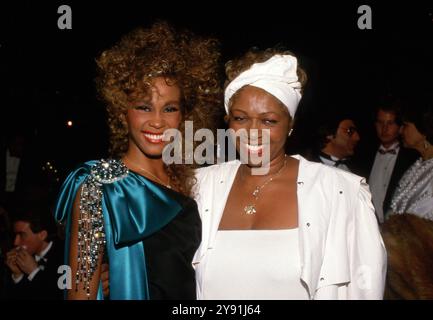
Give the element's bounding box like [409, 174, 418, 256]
[96, 21, 223, 196]
[224, 47, 307, 119]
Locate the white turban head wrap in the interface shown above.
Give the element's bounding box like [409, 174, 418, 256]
[224, 54, 302, 118]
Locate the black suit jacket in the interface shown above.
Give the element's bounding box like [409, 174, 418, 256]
[5, 240, 65, 300]
[364, 145, 418, 215]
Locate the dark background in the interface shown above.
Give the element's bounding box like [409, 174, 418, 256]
[1, 1, 432, 181]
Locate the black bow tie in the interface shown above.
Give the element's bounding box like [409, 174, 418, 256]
[378, 148, 397, 155]
[37, 257, 48, 267]
[319, 152, 349, 166]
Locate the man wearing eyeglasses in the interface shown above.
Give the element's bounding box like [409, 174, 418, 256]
[306, 113, 361, 173]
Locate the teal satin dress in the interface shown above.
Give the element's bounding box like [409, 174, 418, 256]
[54, 159, 201, 300]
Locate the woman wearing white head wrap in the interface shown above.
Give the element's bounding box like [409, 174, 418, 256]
[224, 54, 302, 118]
[193, 48, 386, 300]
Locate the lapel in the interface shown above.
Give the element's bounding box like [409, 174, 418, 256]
[294, 155, 316, 297]
[292, 156, 352, 296]
[383, 148, 403, 211]
[208, 161, 240, 250]
[383, 147, 417, 212]
[295, 155, 337, 297]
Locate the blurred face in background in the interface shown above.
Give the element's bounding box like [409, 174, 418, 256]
[375, 109, 400, 148]
[326, 119, 360, 159]
[13, 221, 47, 256]
[400, 121, 425, 150]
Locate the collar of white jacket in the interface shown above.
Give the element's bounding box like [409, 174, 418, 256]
[224, 54, 302, 118]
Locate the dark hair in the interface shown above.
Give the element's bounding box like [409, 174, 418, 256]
[315, 111, 356, 150]
[96, 21, 223, 196]
[374, 96, 403, 126]
[11, 202, 56, 236]
[402, 103, 433, 144]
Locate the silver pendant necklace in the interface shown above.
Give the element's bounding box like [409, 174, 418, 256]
[243, 155, 287, 215]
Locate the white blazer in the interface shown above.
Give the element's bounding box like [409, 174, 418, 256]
[193, 155, 387, 300]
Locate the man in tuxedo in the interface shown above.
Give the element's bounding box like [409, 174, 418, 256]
[366, 103, 418, 223]
[4, 203, 64, 299]
[305, 113, 361, 173]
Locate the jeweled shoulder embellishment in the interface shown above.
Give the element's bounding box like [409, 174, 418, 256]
[75, 159, 128, 297]
[90, 159, 129, 184]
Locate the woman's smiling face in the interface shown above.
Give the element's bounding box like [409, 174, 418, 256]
[126, 76, 183, 158]
[227, 85, 292, 165]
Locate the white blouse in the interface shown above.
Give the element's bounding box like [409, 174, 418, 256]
[193, 155, 387, 300]
[202, 229, 309, 300]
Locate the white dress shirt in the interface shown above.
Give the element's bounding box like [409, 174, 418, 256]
[369, 142, 400, 223]
[193, 155, 387, 300]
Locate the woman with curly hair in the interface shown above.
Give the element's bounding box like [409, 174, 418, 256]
[192, 48, 387, 299]
[54, 21, 222, 299]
